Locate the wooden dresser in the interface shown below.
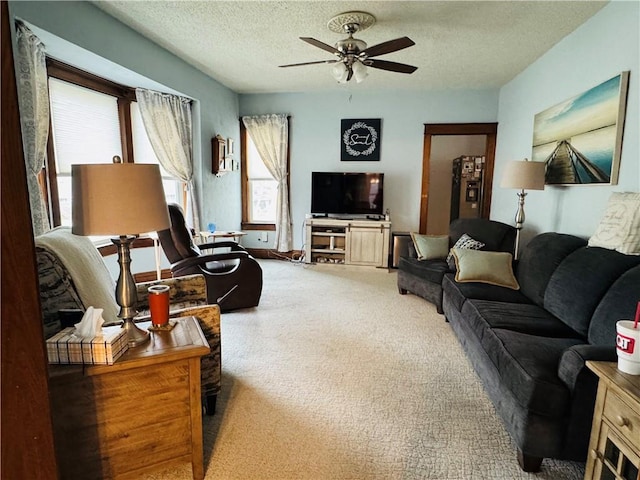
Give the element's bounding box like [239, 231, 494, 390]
[585, 361, 640, 480]
[49, 317, 210, 480]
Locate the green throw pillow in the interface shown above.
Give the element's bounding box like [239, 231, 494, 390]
[452, 248, 520, 290]
[410, 233, 449, 261]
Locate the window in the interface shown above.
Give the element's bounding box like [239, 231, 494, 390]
[45, 60, 183, 227]
[240, 119, 290, 230]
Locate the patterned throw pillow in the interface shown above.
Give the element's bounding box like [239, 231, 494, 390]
[588, 192, 640, 254]
[446, 233, 485, 269]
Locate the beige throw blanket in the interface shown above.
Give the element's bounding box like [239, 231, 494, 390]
[35, 227, 120, 324]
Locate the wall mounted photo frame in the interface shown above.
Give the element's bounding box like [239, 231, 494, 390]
[531, 71, 629, 185]
[341, 118, 381, 161]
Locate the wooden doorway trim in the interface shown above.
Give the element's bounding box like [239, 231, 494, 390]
[2, 3, 59, 478]
[419, 123, 498, 233]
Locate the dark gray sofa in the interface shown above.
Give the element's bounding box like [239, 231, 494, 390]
[397, 218, 516, 313]
[442, 232, 640, 471]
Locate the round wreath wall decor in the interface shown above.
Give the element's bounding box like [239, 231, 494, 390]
[342, 119, 380, 160]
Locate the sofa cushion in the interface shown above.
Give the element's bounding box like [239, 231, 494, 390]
[483, 328, 584, 417]
[453, 249, 519, 289]
[463, 300, 582, 339]
[398, 256, 449, 284]
[410, 233, 449, 260]
[516, 233, 587, 307]
[589, 265, 640, 346]
[442, 274, 530, 313]
[544, 246, 640, 337]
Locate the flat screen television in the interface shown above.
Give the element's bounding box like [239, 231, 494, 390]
[311, 172, 384, 216]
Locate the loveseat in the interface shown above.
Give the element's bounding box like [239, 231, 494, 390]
[442, 232, 640, 471]
[397, 218, 516, 313]
[35, 227, 222, 414]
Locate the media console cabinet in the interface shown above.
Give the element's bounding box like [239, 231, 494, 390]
[304, 217, 391, 267]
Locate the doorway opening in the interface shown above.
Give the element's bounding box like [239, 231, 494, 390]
[420, 123, 498, 234]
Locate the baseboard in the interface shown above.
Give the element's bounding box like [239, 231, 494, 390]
[246, 248, 304, 261]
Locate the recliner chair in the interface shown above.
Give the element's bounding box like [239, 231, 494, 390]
[158, 204, 263, 312]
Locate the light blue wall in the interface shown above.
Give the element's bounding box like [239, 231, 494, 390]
[12, 1, 635, 256]
[8, 1, 241, 234]
[492, 0, 639, 248]
[240, 89, 499, 248]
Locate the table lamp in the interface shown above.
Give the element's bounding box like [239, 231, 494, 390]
[500, 159, 546, 260]
[72, 157, 170, 346]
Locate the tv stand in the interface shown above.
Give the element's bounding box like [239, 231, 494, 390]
[304, 217, 391, 267]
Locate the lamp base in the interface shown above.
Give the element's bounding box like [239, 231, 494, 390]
[122, 317, 149, 347]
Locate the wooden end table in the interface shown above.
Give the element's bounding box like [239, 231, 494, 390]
[49, 316, 210, 480]
[584, 361, 640, 480]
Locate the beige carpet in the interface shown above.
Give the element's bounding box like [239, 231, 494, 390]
[146, 260, 585, 479]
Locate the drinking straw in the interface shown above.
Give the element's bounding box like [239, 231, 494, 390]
[634, 301, 640, 329]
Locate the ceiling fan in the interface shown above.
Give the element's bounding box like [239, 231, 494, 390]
[279, 11, 418, 83]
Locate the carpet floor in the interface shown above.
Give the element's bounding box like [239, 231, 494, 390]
[145, 260, 585, 479]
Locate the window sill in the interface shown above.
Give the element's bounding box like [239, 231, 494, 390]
[241, 223, 275, 231]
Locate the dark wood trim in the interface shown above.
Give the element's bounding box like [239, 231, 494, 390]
[419, 132, 433, 233]
[45, 118, 60, 226]
[240, 121, 249, 223]
[482, 132, 498, 219]
[46, 58, 134, 100]
[117, 97, 134, 163]
[241, 223, 276, 231]
[133, 269, 173, 283]
[420, 123, 498, 233]
[2, 4, 59, 477]
[97, 236, 157, 257]
[424, 123, 498, 136]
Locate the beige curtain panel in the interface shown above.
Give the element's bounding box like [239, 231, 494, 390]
[242, 114, 292, 252]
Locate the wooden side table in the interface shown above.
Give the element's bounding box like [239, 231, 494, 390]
[49, 316, 210, 480]
[199, 230, 246, 244]
[584, 361, 640, 480]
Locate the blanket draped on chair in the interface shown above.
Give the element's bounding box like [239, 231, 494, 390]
[35, 227, 120, 324]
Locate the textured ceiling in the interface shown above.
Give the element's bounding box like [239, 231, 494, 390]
[92, 1, 607, 94]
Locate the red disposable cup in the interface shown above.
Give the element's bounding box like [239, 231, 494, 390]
[148, 285, 170, 326]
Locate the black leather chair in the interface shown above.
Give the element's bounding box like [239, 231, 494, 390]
[158, 204, 262, 312]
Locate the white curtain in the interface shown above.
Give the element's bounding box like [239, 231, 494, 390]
[15, 21, 50, 236]
[135, 88, 201, 230]
[242, 114, 292, 252]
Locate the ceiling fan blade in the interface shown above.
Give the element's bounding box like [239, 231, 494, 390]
[361, 37, 415, 58]
[279, 59, 338, 68]
[300, 37, 340, 55]
[367, 59, 418, 74]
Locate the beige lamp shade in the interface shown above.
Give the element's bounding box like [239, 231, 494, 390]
[72, 163, 170, 236]
[501, 160, 546, 190]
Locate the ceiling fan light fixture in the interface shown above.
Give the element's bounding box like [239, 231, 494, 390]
[352, 60, 368, 83]
[331, 62, 349, 83]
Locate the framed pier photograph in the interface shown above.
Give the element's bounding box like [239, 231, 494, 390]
[531, 71, 629, 185]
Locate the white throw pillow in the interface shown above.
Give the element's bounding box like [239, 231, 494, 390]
[588, 192, 640, 255]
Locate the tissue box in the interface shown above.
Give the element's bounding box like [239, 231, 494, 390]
[46, 325, 129, 365]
